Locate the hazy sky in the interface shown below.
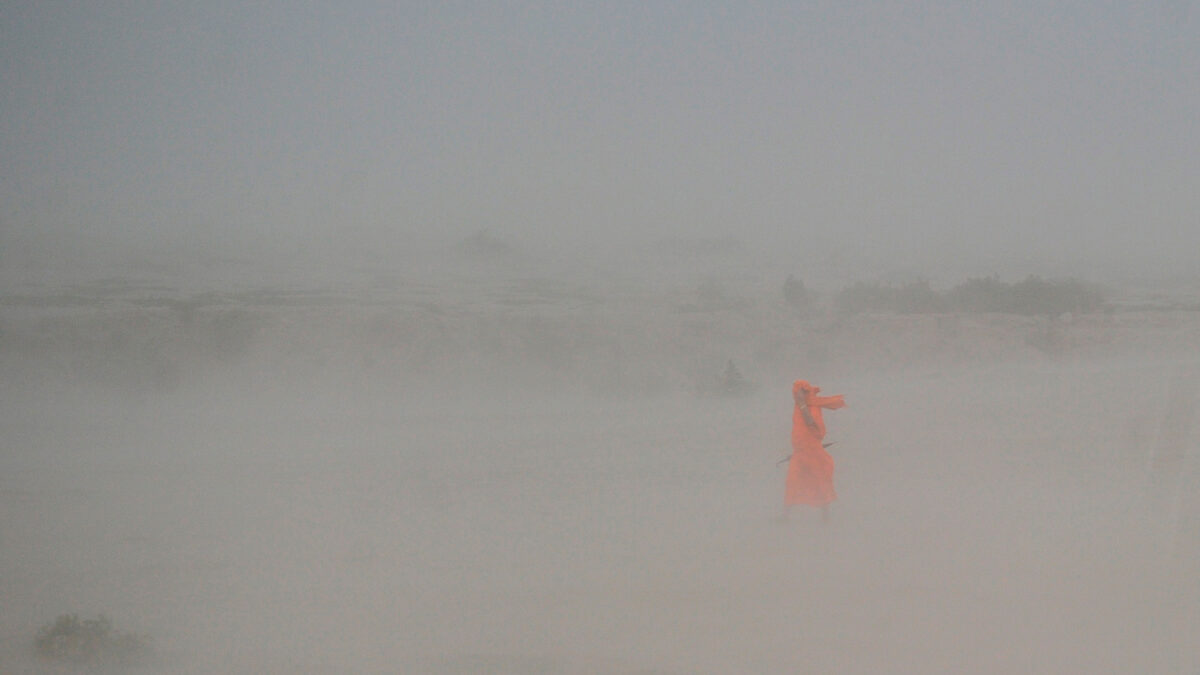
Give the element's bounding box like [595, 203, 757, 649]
[2, 1, 1197, 276]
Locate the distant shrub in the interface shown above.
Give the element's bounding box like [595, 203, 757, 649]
[945, 276, 1008, 313]
[695, 359, 758, 397]
[948, 275, 1103, 316]
[834, 279, 944, 314]
[1009, 275, 1103, 315]
[834, 276, 1104, 316]
[680, 278, 748, 312]
[782, 275, 809, 311]
[718, 359, 756, 396]
[452, 230, 518, 262]
[35, 614, 150, 666]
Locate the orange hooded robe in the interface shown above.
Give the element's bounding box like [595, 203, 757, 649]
[785, 380, 846, 506]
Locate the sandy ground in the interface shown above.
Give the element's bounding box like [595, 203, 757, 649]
[2, 347, 1198, 673]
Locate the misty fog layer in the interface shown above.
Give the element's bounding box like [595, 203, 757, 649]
[3, 2, 1199, 280]
[2, 262, 1198, 673]
[3, 2, 1199, 672]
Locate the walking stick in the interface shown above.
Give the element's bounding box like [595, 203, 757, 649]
[776, 442, 835, 466]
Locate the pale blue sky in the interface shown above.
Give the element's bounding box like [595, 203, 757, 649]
[2, 1, 1197, 278]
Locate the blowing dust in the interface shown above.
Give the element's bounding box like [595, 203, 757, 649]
[1, 280, 1198, 674]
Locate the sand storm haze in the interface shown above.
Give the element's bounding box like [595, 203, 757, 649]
[1, 263, 1198, 673]
[3, 1, 1199, 672]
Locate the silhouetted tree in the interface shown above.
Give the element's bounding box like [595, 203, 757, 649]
[783, 275, 808, 311]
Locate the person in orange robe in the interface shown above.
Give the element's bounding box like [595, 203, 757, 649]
[783, 380, 846, 521]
